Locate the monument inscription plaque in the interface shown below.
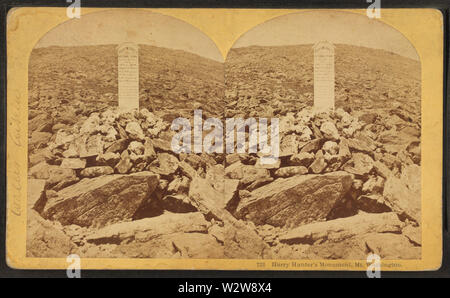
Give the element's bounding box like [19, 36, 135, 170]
[117, 42, 139, 110]
[313, 41, 335, 113]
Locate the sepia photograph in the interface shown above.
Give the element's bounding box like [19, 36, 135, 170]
[25, 9, 423, 261]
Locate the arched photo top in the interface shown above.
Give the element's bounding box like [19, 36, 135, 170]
[28, 9, 225, 118]
[34, 9, 223, 62]
[225, 10, 421, 117]
[230, 10, 419, 62]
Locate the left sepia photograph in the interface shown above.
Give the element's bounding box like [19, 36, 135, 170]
[27, 9, 228, 258]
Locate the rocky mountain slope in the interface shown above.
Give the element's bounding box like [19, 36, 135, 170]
[225, 44, 420, 121]
[28, 44, 225, 121]
[27, 44, 422, 260]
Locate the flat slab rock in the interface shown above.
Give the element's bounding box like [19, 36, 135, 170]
[105, 231, 224, 259]
[235, 171, 354, 228]
[301, 231, 420, 260]
[42, 172, 159, 228]
[279, 212, 403, 244]
[86, 212, 209, 244]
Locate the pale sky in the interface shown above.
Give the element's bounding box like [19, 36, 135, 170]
[35, 9, 224, 62]
[233, 11, 419, 61]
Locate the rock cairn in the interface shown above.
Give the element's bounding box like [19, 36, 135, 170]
[28, 102, 422, 259]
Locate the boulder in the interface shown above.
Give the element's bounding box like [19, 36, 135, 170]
[79, 134, 104, 158]
[27, 210, 76, 257]
[151, 138, 172, 152]
[179, 161, 197, 179]
[148, 153, 179, 176]
[62, 143, 79, 158]
[96, 152, 120, 167]
[181, 154, 204, 170]
[29, 131, 52, 150]
[167, 176, 190, 194]
[29, 161, 55, 179]
[51, 176, 80, 191]
[279, 134, 299, 156]
[246, 177, 274, 192]
[364, 233, 421, 259]
[308, 150, 327, 174]
[60, 158, 86, 169]
[359, 112, 378, 124]
[115, 150, 133, 174]
[322, 141, 339, 155]
[400, 164, 421, 194]
[104, 126, 118, 142]
[143, 138, 157, 161]
[80, 166, 114, 178]
[52, 123, 67, 134]
[356, 195, 392, 213]
[125, 121, 145, 140]
[302, 238, 368, 260]
[107, 231, 223, 259]
[296, 125, 313, 141]
[362, 176, 384, 194]
[236, 171, 353, 228]
[205, 167, 240, 209]
[373, 160, 392, 179]
[79, 113, 100, 135]
[343, 153, 374, 178]
[128, 141, 145, 155]
[274, 166, 308, 178]
[29, 113, 53, 134]
[320, 121, 339, 140]
[171, 232, 225, 258]
[28, 179, 46, 212]
[225, 162, 270, 186]
[338, 139, 352, 160]
[53, 130, 75, 148]
[161, 194, 198, 213]
[29, 147, 54, 167]
[347, 135, 376, 153]
[402, 225, 422, 246]
[407, 141, 421, 164]
[290, 152, 314, 167]
[29, 161, 77, 189]
[279, 212, 402, 244]
[105, 139, 129, 154]
[255, 157, 281, 169]
[42, 172, 159, 228]
[379, 130, 418, 146]
[383, 175, 421, 223]
[400, 126, 420, 138]
[189, 177, 272, 258]
[300, 138, 323, 153]
[225, 154, 241, 166]
[86, 212, 208, 244]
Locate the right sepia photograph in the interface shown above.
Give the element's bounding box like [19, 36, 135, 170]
[224, 10, 421, 260]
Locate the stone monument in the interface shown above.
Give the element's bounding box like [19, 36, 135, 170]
[313, 41, 335, 113]
[117, 42, 139, 111]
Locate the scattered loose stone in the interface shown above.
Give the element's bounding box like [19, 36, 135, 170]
[80, 166, 114, 178]
[309, 150, 327, 174]
[274, 166, 308, 178]
[290, 152, 314, 167]
[60, 158, 86, 169]
[320, 121, 340, 140]
[125, 121, 145, 140]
